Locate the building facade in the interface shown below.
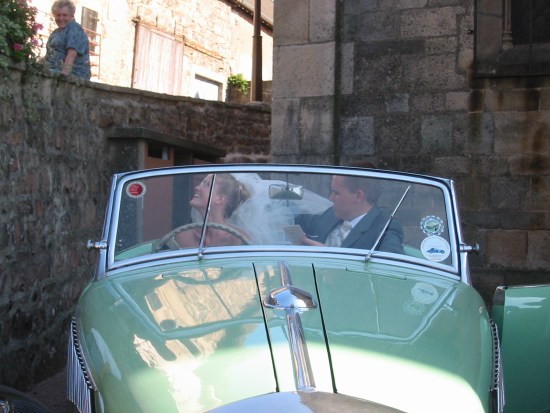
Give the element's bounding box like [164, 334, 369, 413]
[32, 0, 273, 100]
[271, 0, 550, 299]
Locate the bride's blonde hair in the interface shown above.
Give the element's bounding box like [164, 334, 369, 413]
[215, 174, 250, 218]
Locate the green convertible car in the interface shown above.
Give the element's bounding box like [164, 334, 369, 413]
[67, 164, 550, 413]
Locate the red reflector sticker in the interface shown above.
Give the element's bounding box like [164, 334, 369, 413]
[126, 182, 146, 198]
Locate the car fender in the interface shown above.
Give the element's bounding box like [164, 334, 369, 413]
[492, 284, 550, 413]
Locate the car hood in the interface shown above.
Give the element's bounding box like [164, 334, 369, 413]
[75, 256, 493, 413]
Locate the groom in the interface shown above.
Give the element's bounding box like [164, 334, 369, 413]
[297, 174, 403, 253]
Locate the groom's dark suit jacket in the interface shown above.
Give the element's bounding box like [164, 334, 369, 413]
[296, 205, 403, 253]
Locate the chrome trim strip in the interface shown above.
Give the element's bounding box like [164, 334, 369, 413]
[493, 286, 507, 307]
[490, 319, 505, 413]
[94, 176, 118, 281]
[67, 318, 95, 413]
[111, 163, 455, 184]
[263, 261, 317, 391]
[106, 252, 460, 286]
[108, 247, 460, 277]
[505, 283, 550, 289]
[448, 180, 469, 284]
[366, 185, 411, 262]
[206, 390, 406, 413]
[197, 174, 218, 259]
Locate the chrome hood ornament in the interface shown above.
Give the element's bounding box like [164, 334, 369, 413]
[263, 261, 318, 391]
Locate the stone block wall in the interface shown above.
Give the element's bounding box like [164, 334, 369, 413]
[0, 66, 270, 389]
[271, 0, 550, 302]
[272, 0, 338, 165]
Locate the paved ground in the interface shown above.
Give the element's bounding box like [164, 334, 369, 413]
[27, 367, 77, 413]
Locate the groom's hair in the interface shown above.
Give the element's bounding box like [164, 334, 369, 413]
[342, 176, 382, 205]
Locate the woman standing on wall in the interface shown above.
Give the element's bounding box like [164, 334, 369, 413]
[44, 0, 90, 80]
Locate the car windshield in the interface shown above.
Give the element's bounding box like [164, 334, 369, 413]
[110, 167, 456, 270]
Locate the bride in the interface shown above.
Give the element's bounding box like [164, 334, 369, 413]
[176, 173, 251, 247]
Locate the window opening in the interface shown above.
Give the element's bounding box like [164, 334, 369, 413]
[512, 0, 550, 45]
[475, 0, 550, 76]
[193, 75, 222, 101]
[81, 7, 101, 79]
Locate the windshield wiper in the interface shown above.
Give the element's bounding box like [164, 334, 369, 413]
[198, 174, 217, 259]
[365, 185, 411, 262]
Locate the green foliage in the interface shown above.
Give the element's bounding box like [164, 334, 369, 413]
[228, 73, 250, 94]
[0, 0, 41, 68]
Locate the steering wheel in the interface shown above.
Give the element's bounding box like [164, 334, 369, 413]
[153, 222, 250, 252]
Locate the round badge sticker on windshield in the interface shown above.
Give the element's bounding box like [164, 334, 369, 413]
[420, 215, 444, 236]
[126, 181, 146, 199]
[421, 236, 450, 262]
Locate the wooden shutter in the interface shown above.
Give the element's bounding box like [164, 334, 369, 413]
[133, 23, 184, 95]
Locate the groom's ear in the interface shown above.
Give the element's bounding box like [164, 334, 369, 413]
[354, 189, 366, 202]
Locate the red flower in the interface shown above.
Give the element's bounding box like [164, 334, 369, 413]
[13, 43, 24, 51]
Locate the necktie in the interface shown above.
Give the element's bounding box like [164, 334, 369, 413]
[339, 220, 353, 244]
[327, 220, 353, 247]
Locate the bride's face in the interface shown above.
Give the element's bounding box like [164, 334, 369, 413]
[190, 174, 223, 211]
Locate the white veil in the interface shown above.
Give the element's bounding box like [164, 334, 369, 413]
[228, 173, 333, 245]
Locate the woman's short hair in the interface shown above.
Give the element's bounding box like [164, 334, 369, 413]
[51, 0, 76, 16]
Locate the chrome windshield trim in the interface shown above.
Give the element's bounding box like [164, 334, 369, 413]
[106, 164, 460, 273]
[111, 163, 456, 183]
[94, 176, 118, 280]
[448, 180, 468, 284]
[107, 247, 460, 279]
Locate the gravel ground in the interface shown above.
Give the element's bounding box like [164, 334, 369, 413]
[27, 367, 78, 413]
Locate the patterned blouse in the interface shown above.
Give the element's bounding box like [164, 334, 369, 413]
[45, 20, 91, 80]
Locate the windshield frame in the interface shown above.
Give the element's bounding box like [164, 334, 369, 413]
[103, 164, 461, 276]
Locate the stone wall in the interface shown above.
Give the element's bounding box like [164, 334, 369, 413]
[0, 66, 270, 389]
[271, 0, 550, 302]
